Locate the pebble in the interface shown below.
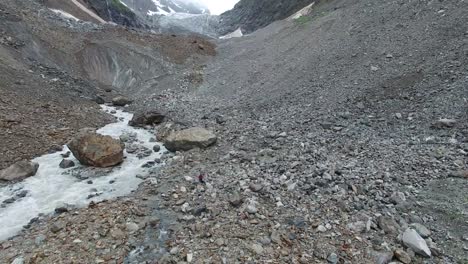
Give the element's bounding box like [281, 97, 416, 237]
[394, 248, 412, 264]
[410, 223, 431, 238]
[251, 243, 264, 255]
[249, 183, 263, 192]
[246, 204, 257, 214]
[317, 225, 327, 232]
[126, 222, 139, 234]
[327, 253, 338, 264]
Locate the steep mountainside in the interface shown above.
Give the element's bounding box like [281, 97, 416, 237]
[218, 0, 316, 34]
[83, 0, 145, 27]
[122, 0, 209, 16]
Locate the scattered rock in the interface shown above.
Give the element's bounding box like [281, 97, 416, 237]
[164, 127, 217, 152]
[394, 248, 412, 264]
[374, 251, 393, 264]
[410, 223, 431, 238]
[251, 243, 264, 255]
[249, 183, 263, 192]
[402, 228, 431, 257]
[378, 216, 400, 234]
[317, 225, 327, 232]
[95, 96, 105, 104]
[0, 160, 39, 181]
[68, 132, 124, 168]
[432, 118, 457, 128]
[153, 145, 161, 152]
[128, 110, 165, 127]
[327, 253, 338, 264]
[112, 96, 132, 106]
[59, 159, 75, 169]
[228, 193, 243, 207]
[11, 257, 24, 264]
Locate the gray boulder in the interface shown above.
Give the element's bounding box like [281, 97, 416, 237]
[112, 96, 132, 106]
[0, 160, 39, 181]
[129, 111, 165, 127]
[164, 127, 217, 152]
[59, 159, 75, 169]
[68, 132, 124, 168]
[402, 228, 431, 257]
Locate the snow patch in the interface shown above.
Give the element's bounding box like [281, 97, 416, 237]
[287, 2, 315, 21]
[49, 8, 80, 21]
[220, 27, 244, 39]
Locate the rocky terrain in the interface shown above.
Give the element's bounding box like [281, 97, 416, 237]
[0, 0, 467, 263]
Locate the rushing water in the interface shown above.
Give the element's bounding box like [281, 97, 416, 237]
[0, 105, 165, 241]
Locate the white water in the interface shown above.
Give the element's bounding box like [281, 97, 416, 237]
[0, 105, 165, 241]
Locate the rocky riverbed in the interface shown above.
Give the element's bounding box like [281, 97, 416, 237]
[0, 0, 467, 263]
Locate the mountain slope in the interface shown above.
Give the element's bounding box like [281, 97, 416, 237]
[218, 0, 316, 34]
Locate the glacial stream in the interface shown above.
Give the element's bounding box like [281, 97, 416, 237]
[0, 105, 165, 241]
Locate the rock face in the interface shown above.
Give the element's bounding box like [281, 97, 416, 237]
[218, 0, 315, 34]
[112, 96, 132, 106]
[164, 127, 217, 152]
[0, 160, 39, 181]
[128, 111, 165, 127]
[83, 0, 144, 28]
[68, 132, 124, 168]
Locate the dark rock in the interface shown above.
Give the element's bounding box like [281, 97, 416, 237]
[59, 159, 75, 169]
[48, 145, 63, 153]
[16, 190, 28, 198]
[153, 145, 161, 152]
[95, 95, 105, 104]
[55, 207, 69, 214]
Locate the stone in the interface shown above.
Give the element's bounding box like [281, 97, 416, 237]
[68, 132, 124, 167]
[402, 228, 431, 257]
[251, 243, 264, 255]
[327, 253, 338, 264]
[378, 216, 400, 234]
[317, 225, 327, 232]
[50, 222, 64, 233]
[11, 257, 24, 264]
[126, 222, 139, 234]
[394, 248, 412, 264]
[112, 96, 132, 106]
[0, 160, 39, 181]
[374, 251, 393, 264]
[128, 111, 165, 127]
[246, 204, 257, 214]
[433, 118, 456, 128]
[59, 159, 75, 169]
[410, 223, 431, 238]
[95, 96, 105, 104]
[249, 183, 263, 192]
[164, 127, 217, 152]
[153, 145, 161, 152]
[229, 194, 243, 207]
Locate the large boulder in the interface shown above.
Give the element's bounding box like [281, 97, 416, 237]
[112, 96, 132, 106]
[129, 111, 165, 127]
[0, 160, 39, 181]
[164, 127, 217, 152]
[68, 132, 125, 167]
